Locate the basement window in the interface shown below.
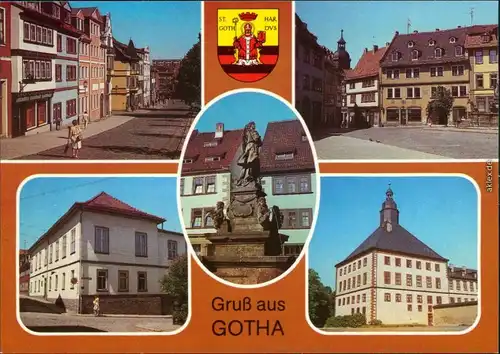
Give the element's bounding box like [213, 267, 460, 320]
[275, 152, 294, 161]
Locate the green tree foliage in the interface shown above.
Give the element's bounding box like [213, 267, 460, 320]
[325, 313, 367, 328]
[308, 269, 334, 328]
[174, 34, 201, 107]
[160, 254, 188, 325]
[426, 86, 454, 125]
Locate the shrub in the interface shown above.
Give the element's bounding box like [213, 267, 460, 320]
[325, 313, 366, 328]
[369, 319, 383, 326]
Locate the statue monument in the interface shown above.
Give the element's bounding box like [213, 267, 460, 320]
[201, 122, 296, 285]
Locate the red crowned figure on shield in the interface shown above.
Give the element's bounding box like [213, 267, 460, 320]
[232, 12, 266, 66]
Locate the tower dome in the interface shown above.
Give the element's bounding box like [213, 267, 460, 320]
[333, 29, 351, 70]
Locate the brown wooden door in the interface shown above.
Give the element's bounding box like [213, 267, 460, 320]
[427, 312, 433, 326]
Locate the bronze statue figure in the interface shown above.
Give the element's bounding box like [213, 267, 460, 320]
[235, 121, 262, 187]
[209, 201, 226, 230]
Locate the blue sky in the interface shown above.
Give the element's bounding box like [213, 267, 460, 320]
[296, 1, 499, 64]
[309, 176, 479, 288]
[73, 1, 200, 59]
[195, 92, 297, 136]
[19, 177, 182, 250]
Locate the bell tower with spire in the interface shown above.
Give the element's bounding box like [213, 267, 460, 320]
[380, 184, 399, 230]
[332, 29, 351, 70]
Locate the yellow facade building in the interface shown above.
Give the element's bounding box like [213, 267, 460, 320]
[110, 38, 140, 111]
[465, 25, 498, 115]
[379, 27, 471, 125]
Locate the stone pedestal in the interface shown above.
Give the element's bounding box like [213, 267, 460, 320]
[201, 183, 295, 285]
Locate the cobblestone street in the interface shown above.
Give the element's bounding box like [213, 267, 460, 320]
[314, 126, 498, 160]
[20, 312, 181, 333]
[11, 103, 194, 160]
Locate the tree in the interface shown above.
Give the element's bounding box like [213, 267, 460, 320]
[426, 86, 454, 125]
[160, 254, 188, 325]
[174, 34, 201, 107]
[308, 269, 334, 328]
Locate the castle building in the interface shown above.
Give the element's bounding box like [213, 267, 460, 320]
[335, 187, 477, 325]
[28, 192, 186, 315]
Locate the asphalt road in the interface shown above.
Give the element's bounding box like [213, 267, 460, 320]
[19, 105, 194, 160]
[315, 127, 498, 160]
[20, 312, 180, 333]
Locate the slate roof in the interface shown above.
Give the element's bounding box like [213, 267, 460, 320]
[464, 24, 498, 48]
[29, 192, 165, 252]
[260, 119, 315, 174]
[346, 46, 388, 80]
[113, 38, 140, 62]
[337, 223, 448, 266]
[381, 26, 470, 68]
[181, 129, 244, 175]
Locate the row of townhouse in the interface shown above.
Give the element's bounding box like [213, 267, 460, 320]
[344, 24, 498, 127]
[295, 14, 351, 133]
[0, 1, 153, 139]
[27, 191, 187, 315]
[335, 187, 478, 326]
[180, 120, 316, 258]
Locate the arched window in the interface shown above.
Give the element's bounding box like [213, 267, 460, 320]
[429, 40, 436, 46]
[435, 48, 443, 58]
[408, 41, 414, 48]
[411, 49, 419, 61]
[449, 37, 456, 44]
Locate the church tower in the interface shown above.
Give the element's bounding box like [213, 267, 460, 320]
[333, 29, 351, 70]
[380, 185, 400, 230]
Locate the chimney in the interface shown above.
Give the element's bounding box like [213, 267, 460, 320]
[457, 26, 462, 28]
[385, 42, 390, 47]
[364, 47, 368, 54]
[373, 45, 378, 52]
[395, 31, 399, 35]
[436, 28, 440, 31]
[413, 30, 418, 33]
[215, 123, 224, 139]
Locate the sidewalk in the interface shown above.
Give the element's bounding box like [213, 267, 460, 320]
[0, 115, 135, 160]
[315, 136, 448, 160]
[422, 126, 498, 134]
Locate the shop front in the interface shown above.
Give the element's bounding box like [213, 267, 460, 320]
[12, 89, 54, 137]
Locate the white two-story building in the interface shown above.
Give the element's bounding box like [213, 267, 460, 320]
[335, 187, 477, 325]
[180, 123, 243, 256]
[28, 192, 186, 315]
[344, 45, 387, 127]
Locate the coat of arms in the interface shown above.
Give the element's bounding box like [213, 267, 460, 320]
[217, 9, 279, 82]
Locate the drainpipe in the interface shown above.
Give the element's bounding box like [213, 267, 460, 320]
[77, 209, 84, 314]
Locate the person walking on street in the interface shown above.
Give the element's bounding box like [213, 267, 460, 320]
[82, 110, 89, 130]
[93, 296, 100, 317]
[67, 119, 83, 159]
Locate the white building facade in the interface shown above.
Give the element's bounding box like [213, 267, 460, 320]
[28, 192, 186, 315]
[334, 187, 478, 325]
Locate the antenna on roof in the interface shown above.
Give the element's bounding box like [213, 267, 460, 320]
[407, 18, 412, 34]
[469, 7, 474, 26]
[24, 239, 27, 250]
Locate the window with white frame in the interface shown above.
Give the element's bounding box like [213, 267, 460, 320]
[94, 226, 109, 254]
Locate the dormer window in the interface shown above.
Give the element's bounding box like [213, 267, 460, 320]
[275, 152, 294, 161]
[204, 156, 221, 162]
[435, 48, 443, 58]
[408, 41, 415, 48]
[203, 141, 218, 148]
[391, 52, 399, 62]
[449, 36, 456, 44]
[183, 158, 194, 164]
[455, 46, 463, 56]
[411, 49, 419, 61]
[429, 40, 436, 46]
[301, 134, 308, 142]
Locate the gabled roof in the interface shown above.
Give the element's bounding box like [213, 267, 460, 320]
[464, 24, 498, 48]
[72, 6, 103, 22]
[260, 119, 315, 174]
[29, 192, 165, 253]
[346, 46, 388, 80]
[113, 38, 140, 62]
[337, 224, 448, 266]
[181, 129, 243, 175]
[381, 26, 469, 67]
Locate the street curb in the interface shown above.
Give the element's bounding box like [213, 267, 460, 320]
[422, 128, 498, 134]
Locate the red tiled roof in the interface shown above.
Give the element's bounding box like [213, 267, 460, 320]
[381, 26, 470, 67]
[78, 192, 164, 223]
[346, 46, 388, 80]
[181, 129, 243, 175]
[464, 24, 498, 48]
[260, 120, 315, 174]
[29, 192, 165, 252]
